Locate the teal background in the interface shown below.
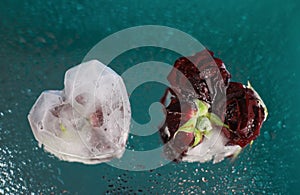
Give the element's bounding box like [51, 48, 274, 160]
[1, 0, 300, 194]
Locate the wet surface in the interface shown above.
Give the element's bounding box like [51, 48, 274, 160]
[1, 0, 300, 194]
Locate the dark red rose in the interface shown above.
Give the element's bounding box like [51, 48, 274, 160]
[222, 82, 267, 147]
[159, 49, 267, 162]
[167, 49, 231, 104]
[172, 131, 195, 153]
[160, 49, 231, 142]
[160, 97, 197, 143]
[159, 50, 232, 160]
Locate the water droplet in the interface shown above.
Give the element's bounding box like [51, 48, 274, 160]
[277, 121, 282, 128]
[263, 131, 271, 140]
[277, 120, 286, 129]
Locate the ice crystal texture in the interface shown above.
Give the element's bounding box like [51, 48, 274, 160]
[28, 60, 131, 164]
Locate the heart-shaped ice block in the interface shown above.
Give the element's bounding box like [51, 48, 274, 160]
[28, 60, 131, 164]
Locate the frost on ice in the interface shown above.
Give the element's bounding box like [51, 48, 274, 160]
[28, 60, 131, 164]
